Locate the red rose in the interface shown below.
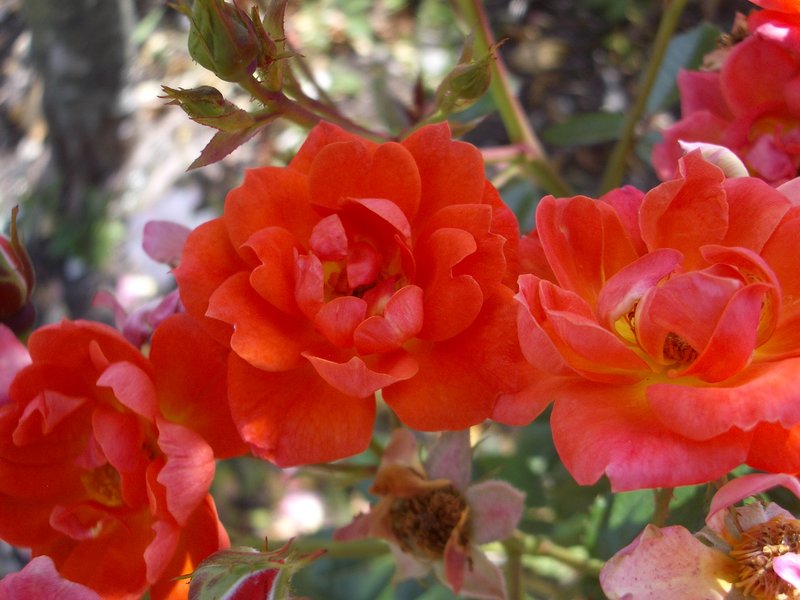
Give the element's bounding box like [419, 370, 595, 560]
[512, 152, 800, 490]
[174, 122, 527, 466]
[0, 318, 232, 599]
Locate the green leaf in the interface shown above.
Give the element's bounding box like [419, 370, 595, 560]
[645, 21, 721, 114]
[541, 112, 626, 147]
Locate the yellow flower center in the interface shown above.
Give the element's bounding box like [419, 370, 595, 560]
[389, 484, 469, 559]
[80, 463, 124, 507]
[729, 516, 800, 600]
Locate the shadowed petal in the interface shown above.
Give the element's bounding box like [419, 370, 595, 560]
[648, 358, 800, 440]
[207, 272, 312, 372]
[228, 355, 375, 466]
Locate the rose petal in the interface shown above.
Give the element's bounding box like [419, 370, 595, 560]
[467, 480, 525, 544]
[774, 553, 800, 589]
[648, 358, 800, 441]
[600, 524, 735, 600]
[155, 417, 215, 526]
[0, 556, 102, 600]
[228, 355, 376, 466]
[551, 381, 751, 490]
[303, 352, 417, 398]
[425, 430, 472, 490]
[707, 473, 800, 525]
[353, 285, 424, 354]
[207, 272, 312, 372]
[142, 220, 190, 267]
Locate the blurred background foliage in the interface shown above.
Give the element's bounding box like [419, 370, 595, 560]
[0, 0, 784, 598]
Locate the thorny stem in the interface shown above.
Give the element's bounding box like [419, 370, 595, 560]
[239, 75, 388, 142]
[453, 0, 573, 199]
[652, 487, 674, 527]
[600, 0, 690, 192]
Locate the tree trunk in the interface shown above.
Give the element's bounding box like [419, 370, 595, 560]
[23, 0, 136, 217]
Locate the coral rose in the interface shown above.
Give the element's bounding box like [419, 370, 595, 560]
[653, 7, 800, 185]
[174, 122, 527, 467]
[0, 318, 234, 599]
[512, 151, 800, 490]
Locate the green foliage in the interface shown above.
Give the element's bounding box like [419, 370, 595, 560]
[644, 21, 721, 114]
[541, 112, 626, 147]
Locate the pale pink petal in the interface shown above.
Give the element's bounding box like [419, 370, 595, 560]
[142, 220, 191, 267]
[707, 473, 800, 525]
[600, 525, 735, 600]
[0, 555, 102, 600]
[466, 480, 525, 544]
[678, 141, 748, 177]
[381, 428, 422, 469]
[774, 553, 800, 589]
[0, 325, 30, 406]
[434, 547, 507, 600]
[778, 177, 800, 205]
[443, 532, 468, 595]
[425, 430, 472, 490]
[390, 544, 431, 582]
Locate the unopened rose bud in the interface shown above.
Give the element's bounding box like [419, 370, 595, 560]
[178, 0, 261, 82]
[0, 206, 35, 335]
[433, 35, 497, 117]
[188, 540, 323, 600]
[161, 85, 255, 132]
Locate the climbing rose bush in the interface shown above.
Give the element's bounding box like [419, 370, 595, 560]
[513, 151, 800, 490]
[174, 121, 529, 467]
[653, 4, 800, 185]
[0, 318, 233, 599]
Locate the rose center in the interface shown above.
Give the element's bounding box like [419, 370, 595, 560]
[729, 515, 800, 600]
[388, 484, 469, 559]
[80, 463, 124, 507]
[662, 331, 698, 365]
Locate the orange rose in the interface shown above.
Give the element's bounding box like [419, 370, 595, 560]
[174, 122, 528, 466]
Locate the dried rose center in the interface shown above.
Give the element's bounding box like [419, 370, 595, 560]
[80, 463, 123, 507]
[662, 331, 698, 365]
[729, 515, 800, 600]
[389, 484, 469, 559]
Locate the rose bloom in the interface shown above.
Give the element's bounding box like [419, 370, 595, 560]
[653, 5, 800, 185]
[0, 316, 240, 599]
[0, 556, 101, 600]
[174, 122, 527, 467]
[511, 151, 800, 490]
[335, 429, 525, 599]
[601, 473, 800, 599]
